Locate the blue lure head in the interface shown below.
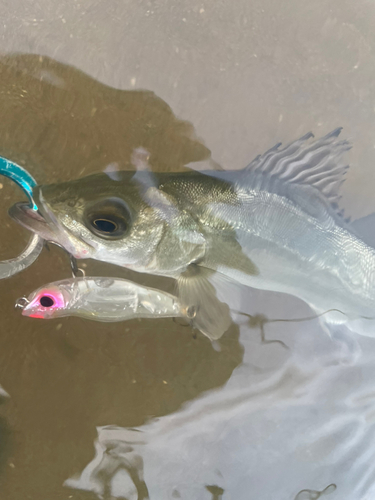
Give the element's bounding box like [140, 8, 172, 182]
[0, 156, 38, 210]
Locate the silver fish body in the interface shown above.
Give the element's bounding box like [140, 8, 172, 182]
[203, 169, 375, 329]
[10, 129, 375, 336]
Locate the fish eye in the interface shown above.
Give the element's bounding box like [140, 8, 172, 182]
[84, 198, 131, 240]
[40, 296, 55, 307]
[92, 218, 119, 234]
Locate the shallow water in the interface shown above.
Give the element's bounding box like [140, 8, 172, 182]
[1, 1, 375, 499]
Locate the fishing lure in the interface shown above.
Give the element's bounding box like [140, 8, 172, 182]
[0, 156, 38, 210]
[0, 156, 43, 278]
[16, 276, 195, 324]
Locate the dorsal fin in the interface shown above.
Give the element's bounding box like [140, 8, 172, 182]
[245, 128, 352, 206]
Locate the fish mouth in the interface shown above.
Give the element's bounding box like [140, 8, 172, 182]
[9, 193, 94, 258]
[8, 201, 59, 241]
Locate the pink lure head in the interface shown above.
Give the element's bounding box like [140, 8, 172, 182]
[22, 286, 66, 319]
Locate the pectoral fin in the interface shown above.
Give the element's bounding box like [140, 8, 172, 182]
[177, 264, 232, 340]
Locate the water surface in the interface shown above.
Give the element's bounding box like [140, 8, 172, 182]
[1, 1, 375, 498]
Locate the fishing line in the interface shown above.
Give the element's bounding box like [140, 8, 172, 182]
[231, 308, 354, 349]
[235, 308, 352, 325]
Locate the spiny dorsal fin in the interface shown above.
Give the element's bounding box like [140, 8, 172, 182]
[245, 128, 352, 206]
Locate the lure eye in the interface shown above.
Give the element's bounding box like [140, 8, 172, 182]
[39, 296, 55, 308]
[84, 198, 131, 240]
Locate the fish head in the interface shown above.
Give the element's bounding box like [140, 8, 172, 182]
[9, 171, 206, 273]
[20, 284, 68, 319]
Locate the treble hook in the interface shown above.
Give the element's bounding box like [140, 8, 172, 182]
[69, 254, 86, 278]
[45, 241, 85, 278]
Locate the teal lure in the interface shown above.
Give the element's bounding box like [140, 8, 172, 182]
[0, 156, 43, 279]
